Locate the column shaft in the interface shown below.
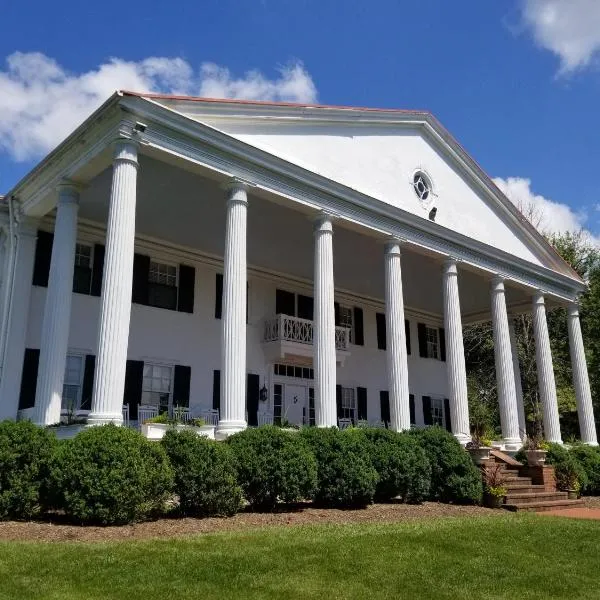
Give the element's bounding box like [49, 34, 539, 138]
[314, 215, 337, 427]
[490, 278, 521, 448]
[442, 259, 470, 443]
[88, 140, 139, 425]
[33, 185, 80, 425]
[507, 317, 527, 439]
[384, 241, 410, 431]
[567, 304, 598, 445]
[532, 293, 562, 443]
[216, 182, 248, 438]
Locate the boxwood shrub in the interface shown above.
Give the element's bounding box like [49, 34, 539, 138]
[227, 426, 317, 510]
[0, 420, 57, 520]
[49, 425, 173, 524]
[361, 428, 431, 503]
[569, 445, 600, 495]
[410, 426, 482, 504]
[161, 429, 242, 517]
[300, 427, 378, 508]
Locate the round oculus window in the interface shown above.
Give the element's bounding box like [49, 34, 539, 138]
[413, 172, 431, 201]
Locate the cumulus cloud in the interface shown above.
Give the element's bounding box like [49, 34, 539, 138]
[0, 52, 317, 161]
[520, 0, 600, 73]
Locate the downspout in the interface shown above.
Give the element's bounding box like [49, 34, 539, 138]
[0, 195, 18, 382]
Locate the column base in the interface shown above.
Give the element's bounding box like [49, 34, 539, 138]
[454, 433, 471, 446]
[503, 438, 523, 452]
[583, 440, 599, 447]
[215, 419, 247, 440]
[86, 412, 124, 426]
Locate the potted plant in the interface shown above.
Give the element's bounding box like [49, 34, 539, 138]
[141, 413, 214, 441]
[466, 425, 493, 465]
[483, 463, 507, 508]
[523, 434, 549, 466]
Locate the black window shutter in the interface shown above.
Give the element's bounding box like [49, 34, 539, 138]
[275, 289, 295, 316]
[409, 394, 415, 425]
[334, 302, 341, 326]
[173, 365, 191, 408]
[213, 370, 221, 411]
[132, 254, 150, 305]
[177, 265, 195, 313]
[297, 294, 314, 320]
[379, 391, 390, 425]
[439, 328, 446, 362]
[405, 319, 411, 355]
[215, 273, 223, 319]
[80, 355, 96, 410]
[422, 396, 433, 426]
[18, 348, 40, 410]
[246, 373, 260, 427]
[336, 384, 343, 420]
[90, 244, 105, 297]
[123, 360, 144, 421]
[376, 312, 387, 350]
[418, 323, 427, 358]
[444, 398, 452, 432]
[32, 231, 53, 287]
[353, 307, 364, 346]
[357, 387, 368, 421]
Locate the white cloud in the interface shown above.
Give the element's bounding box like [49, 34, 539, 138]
[521, 0, 600, 73]
[0, 52, 317, 161]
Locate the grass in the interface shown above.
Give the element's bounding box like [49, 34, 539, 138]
[0, 514, 599, 599]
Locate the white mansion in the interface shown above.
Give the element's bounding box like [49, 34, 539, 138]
[0, 92, 596, 447]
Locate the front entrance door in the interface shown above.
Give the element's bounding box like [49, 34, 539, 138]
[284, 384, 307, 426]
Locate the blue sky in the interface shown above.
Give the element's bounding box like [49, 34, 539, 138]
[1, 0, 599, 238]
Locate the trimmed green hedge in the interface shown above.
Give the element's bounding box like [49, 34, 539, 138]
[569, 445, 600, 495]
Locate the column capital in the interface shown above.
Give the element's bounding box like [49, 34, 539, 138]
[568, 302, 581, 318]
[313, 211, 336, 234]
[16, 216, 40, 238]
[442, 257, 460, 275]
[490, 276, 506, 292]
[57, 180, 81, 205]
[532, 291, 546, 306]
[384, 237, 405, 255]
[112, 138, 139, 169]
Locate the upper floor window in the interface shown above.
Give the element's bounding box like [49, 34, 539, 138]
[413, 171, 432, 201]
[142, 363, 173, 414]
[148, 261, 178, 310]
[62, 354, 84, 412]
[73, 243, 93, 294]
[338, 305, 353, 343]
[425, 326, 439, 360]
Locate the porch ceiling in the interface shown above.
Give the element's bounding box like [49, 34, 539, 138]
[76, 151, 541, 321]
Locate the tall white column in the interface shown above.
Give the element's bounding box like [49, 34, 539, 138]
[490, 278, 521, 449]
[442, 259, 470, 443]
[33, 184, 80, 425]
[314, 214, 337, 427]
[507, 316, 527, 439]
[384, 240, 410, 431]
[0, 218, 38, 420]
[216, 181, 248, 439]
[567, 303, 598, 445]
[88, 140, 139, 425]
[531, 293, 562, 443]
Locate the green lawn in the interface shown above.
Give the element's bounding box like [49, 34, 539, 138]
[0, 514, 599, 599]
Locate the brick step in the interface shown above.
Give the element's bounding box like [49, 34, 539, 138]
[503, 499, 584, 513]
[505, 492, 569, 505]
[503, 484, 546, 494]
[502, 476, 533, 485]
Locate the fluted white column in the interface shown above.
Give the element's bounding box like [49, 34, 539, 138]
[567, 303, 598, 445]
[33, 184, 80, 425]
[314, 214, 337, 427]
[442, 259, 470, 443]
[384, 241, 410, 431]
[507, 317, 527, 439]
[88, 140, 139, 425]
[216, 181, 248, 438]
[532, 293, 562, 443]
[490, 278, 521, 449]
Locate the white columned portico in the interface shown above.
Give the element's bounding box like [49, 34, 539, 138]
[33, 184, 80, 425]
[442, 259, 470, 443]
[88, 139, 139, 425]
[313, 213, 337, 427]
[490, 277, 521, 449]
[507, 316, 527, 439]
[0, 218, 38, 420]
[216, 180, 249, 439]
[531, 293, 562, 443]
[384, 240, 410, 431]
[567, 303, 598, 445]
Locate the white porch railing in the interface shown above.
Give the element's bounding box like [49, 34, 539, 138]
[263, 314, 350, 351]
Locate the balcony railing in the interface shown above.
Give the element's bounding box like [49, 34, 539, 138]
[263, 314, 350, 351]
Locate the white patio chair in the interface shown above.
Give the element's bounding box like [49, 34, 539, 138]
[122, 404, 130, 427]
[138, 405, 159, 424]
[257, 411, 274, 426]
[338, 418, 353, 430]
[173, 406, 191, 422]
[357, 419, 370, 428]
[370, 420, 386, 428]
[200, 408, 219, 426]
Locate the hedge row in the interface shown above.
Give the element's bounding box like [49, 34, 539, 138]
[0, 421, 482, 524]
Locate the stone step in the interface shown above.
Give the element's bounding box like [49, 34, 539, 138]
[503, 499, 584, 513]
[505, 492, 569, 505]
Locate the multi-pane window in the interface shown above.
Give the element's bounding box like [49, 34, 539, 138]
[425, 326, 439, 359]
[148, 261, 177, 310]
[273, 383, 283, 426]
[273, 364, 314, 380]
[142, 364, 173, 414]
[75, 244, 92, 268]
[62, 355, 83, 412]
[341, 387, 356, 423]
[73, 243, 93, 294]
[308, 387, 315, 426]
[431, 397, 444, 427]
[339, 306, 353, 344]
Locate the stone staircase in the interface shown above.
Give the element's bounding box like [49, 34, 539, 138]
[485, 450, 584, 513]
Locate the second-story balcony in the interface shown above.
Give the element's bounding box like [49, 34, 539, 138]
[262, 314, 351, 366]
